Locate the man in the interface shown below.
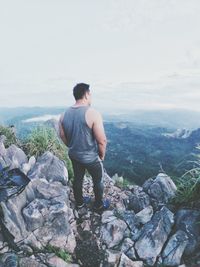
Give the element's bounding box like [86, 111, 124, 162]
[59, 83, 109, 211]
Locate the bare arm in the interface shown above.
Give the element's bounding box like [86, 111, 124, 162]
[92, 111, 107, 160]
[59, 114, 68, 146]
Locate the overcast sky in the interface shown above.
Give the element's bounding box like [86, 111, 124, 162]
[0, 0, 200, 112]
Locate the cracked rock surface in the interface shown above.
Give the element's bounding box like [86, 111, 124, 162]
[0, 139, 200, 267]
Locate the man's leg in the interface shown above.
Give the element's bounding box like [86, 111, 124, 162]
[70, 158, 86, 206]
[86, 158, 104, 207]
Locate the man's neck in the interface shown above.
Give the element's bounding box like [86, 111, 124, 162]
[73, 101, 89, 107]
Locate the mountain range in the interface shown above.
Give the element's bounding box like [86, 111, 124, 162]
[1, 106, 200, 184]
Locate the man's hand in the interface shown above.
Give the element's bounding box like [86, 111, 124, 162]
[99, 155, 105, 161]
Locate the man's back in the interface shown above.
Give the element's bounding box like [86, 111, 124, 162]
[62, 105, 99, 163]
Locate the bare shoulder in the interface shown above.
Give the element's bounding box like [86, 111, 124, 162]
[87, 107, 102, 120]
[85, 107, 102, 128]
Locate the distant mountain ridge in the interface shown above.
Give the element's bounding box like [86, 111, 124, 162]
[1, 107, 200, 184]
[1, 106, 200, 129]
[104, 109, 200, 129]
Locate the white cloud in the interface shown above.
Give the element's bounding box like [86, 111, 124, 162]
[23, 114, 61, 123]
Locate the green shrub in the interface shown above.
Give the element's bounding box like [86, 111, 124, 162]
[45, 244, 72, 262]
[172, 168, 200, 205]
[0, 125, 18, 148]
[24, 126, 74, 179]
[172, 147, 200, 206]
[112, 173, 134, 189]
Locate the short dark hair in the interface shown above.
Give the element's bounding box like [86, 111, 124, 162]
[73, 83, 90, 100]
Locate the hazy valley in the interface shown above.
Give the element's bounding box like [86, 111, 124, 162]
[1, 107, 200, 185]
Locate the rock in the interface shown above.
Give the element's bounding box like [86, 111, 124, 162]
[19, 257, 47, 267]
[0, 138, 6, 156]
[0, 157, 7, 169]
[143, 173, 177, 208]
[175, 208, 200, 255]
[101, 217, 128, 248]
[19, 244, 33, 254]
[102, 210, 117, 224]
[0, 144, 28, 170]
[22, 198, 48, 231]
[119, 210, 140, 240]
[6, 144, 28, 169]
[0, 135, 6, 143]
[0, 177, 76, 253]
[22, 156, 36, 174]
[28, 152, 68, 185]
[0, 227, 5, 250]
[46, 255, 71, 267]
[135, 206, 174, 266]
[0, 253, 18, 267]
[105, 249, 121, 266]
[118, 253, 144, 267]
[80, 220, 91, 231]
[121, 210, 136, 229]
[121, 238, 136, 260]
[0, 246, 9, 254]
[126, 186, 151, 213]
[135, 206, 153, 225]
[161, 230, 188, 266]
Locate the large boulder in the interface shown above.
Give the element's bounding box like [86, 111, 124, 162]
[120, 210, 140, 240]
[142, 173, 177, 209]
[161, 230, 188, 266]
[0, 143, 28, 170]
[28, 152, 68, 185]
[135, 206, 153, 225]
[0, 177, 76, 253]
[174, 209, 200, 255]
[100, 211, 129, 249]
[125, 186, 151, 213]
[135, 206, 174, 266]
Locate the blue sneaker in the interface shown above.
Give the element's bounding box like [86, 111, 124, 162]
[93, 199, 110, 212]
[83, 196, 91, 204]
[76, 196, 91, 209]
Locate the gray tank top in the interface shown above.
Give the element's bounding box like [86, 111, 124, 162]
[62, 105, 99, 163]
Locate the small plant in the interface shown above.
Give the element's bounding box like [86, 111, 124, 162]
[24, 126, 74, 179]
[112, 173, 133, 189]
[172, 168, 200, 205]
[45, 244, 72, 262]
[0, 125, 18, 148]
[24, 127, 59, 157]
[172, 146, 200, 206]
